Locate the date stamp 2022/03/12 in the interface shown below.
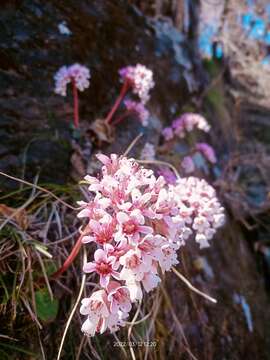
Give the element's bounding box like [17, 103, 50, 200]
[113, 341, 158, 348]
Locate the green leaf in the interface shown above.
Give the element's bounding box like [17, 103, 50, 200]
[35, 289, 59, 322]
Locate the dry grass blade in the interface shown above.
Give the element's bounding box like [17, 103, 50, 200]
[75, 336, 86, 360]
[112, 332, 128, 359]
[0, 171, 77, 210]
[20, 296, 43, 330]
[161, 285, 198, 360]
[144, 293, 161, 360]
[127, 299, 142, 360]
[172, 267, 217, 303]
[124, 311, 152, 326]
[123, 133, 143, 156]
[35, 251, 54, 301]
[56, 247, 87, 360]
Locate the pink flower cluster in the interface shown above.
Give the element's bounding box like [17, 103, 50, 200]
[195, 143, 217, 164]
[119, 64, 155, 104]
[54, 63, 90, 96]
[78, 154, 225, 336]
[162, 113, 211, 140]
[181, 144, 217, 174]
[124, 100, 149, 126]
[172, 177, 225, 248]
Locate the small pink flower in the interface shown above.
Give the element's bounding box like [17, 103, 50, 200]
[54, 66, 70, 96]
[181, 113, 210, 133]
[82, 215, 117, 245]
[141, 271, 161, 292]
[152, 188, 174, 218]
[68, 64, 91, 92]
[83, 249, 119, 287]
[162, 127, 174, 141]
[172, 117, 185, 137]
[195, 143, 217, 164]
[80, 290, 110, 336]
[80, 290, 109, 317]
[137, 234, 164, 264]
[107, 281, 132, 313]
[181, 156, 195, 174]
[126, 281, 143, 302]
[192, 216, 210, 233]
[195, 233, 210, 249]
[105, 310, 129, 333]
[157, 168, 177, 185]
[213, 213, 225, 228]
[77, 195, 109, 220]
[116, 210, 152, 243]
[170, 113, 210, 138]
[124, 100, 150, 126]
[54, 63, 90, 96]
[158, 244, 179, 273]
[119, 64, 154, 103]
[119, 249, 149, 282]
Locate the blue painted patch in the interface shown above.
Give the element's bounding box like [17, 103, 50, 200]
[215, 43, 223, 59]
[261, 55, 270, 66]
[198, 25, 218, 58]
[264, 31, 270, 45]
[248, 18, 266, 40]
[242, 12, 255, 31]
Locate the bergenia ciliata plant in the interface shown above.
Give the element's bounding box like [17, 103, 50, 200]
[104, 64, 154, 126]
[77, 154, 225, 336]
[162, 113, 217, 174]
[54, 63, 90, 128]
[51, 62, 225, 342]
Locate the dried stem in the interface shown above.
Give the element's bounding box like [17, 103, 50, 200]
[123, 133, 143, 157]
[127, 299, 142, 360]
[161, 284, 198, 360]
[56, 247, 87, 360]
[0, 171, 77, 210]
[172, 267, 217, 304]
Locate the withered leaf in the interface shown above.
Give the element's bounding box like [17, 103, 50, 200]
[88, 118, 115, 146]
[0, 204, 29, 230]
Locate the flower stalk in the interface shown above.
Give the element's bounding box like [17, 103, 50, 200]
[51, 233, 83, 280]
[72, 79, 79, 128]
[105, 80, 129, 124]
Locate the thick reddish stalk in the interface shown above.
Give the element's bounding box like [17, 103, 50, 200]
[72, 79, 79, 128]
[110, 111, 130, 126]
[51, 233, 83, 280]
[105, 80, 129, 124]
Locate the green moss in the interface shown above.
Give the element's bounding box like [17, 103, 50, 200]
[206, 87, 224, 109]
[203, 59, 222, 78]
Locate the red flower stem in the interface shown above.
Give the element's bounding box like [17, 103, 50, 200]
[105, 80, 129, 124]
[51, 233, 84, 280]
[110, 111, 130, 126]
[72, 79, 79, 128]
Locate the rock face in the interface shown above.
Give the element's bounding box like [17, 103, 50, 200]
[0, 1, 269, 359]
